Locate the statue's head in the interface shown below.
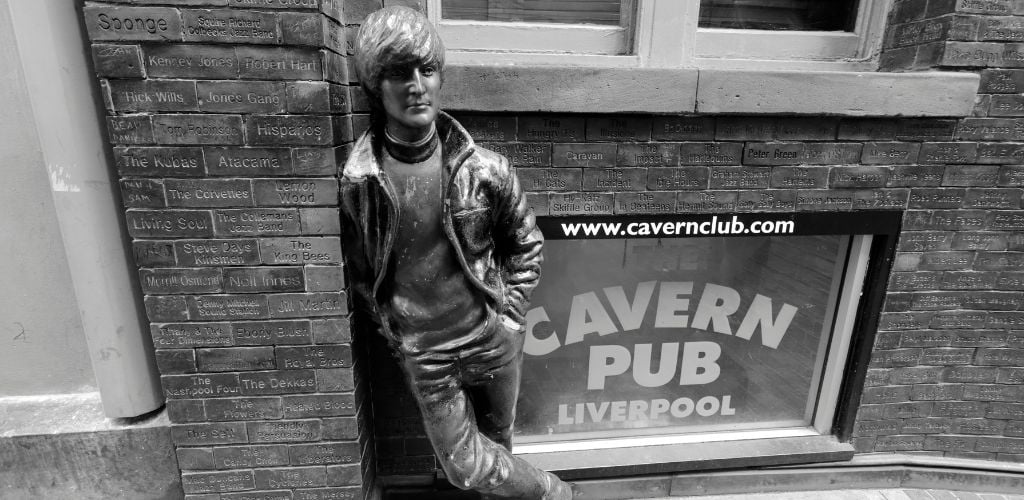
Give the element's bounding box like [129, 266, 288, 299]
[354, 6, 445, 141]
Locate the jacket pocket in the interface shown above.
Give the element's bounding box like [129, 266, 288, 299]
[451, 207, 492, 254]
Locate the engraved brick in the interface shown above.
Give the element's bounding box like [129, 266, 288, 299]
[181, 9, 279, 44]
[197, 346, 276, 372]
[294, 146, 342, 175]
[240, 370, 317, 395]
[109, 79, 198, 112]
[213, 209, 300, 237]
[944, 366, 999, 383]
[282, 395, 356, 419]
[517, 168, 582, 191]
[92, 43, 145, 78]
[922, 347, 976, 365]
[153, 114, 243, 145]
[957, 118, 1024, 141]
[942, 165, 1000, 187]
[887, 166, 944, 187]
[717, 117, 836, 141]
[917, 251, 974, 270]
[981, 69, 1024, 93]
[900, 330, 953, 347]
[188, 294, 270, 320]
[173, 239, 258, 267]
[890, 17, 953, 48]
[248, 421, 322, 443]
[283, 81, 329, 114]
[176, 447, 215, 470]
[614, 192, 676, 215]
[120, 179, 166, 208]
[146, 44, 237, 79]
[548, 192, 613, 216]
[586, 116, 651, 142]
[618, 143, 679, 167]
[709, 167, 770, 189]
[205, 397, 283, 421]
[976, 347, 1024, 366]
[933, 311, 989, 330]
[736, 190, 796, 212]
[678, 142, 742, 166]
[988, 210, 1024, 230]
[268, 292, 346, 318]
[214, 444, 289, 470]
[898, 232, 954, 252]
[253, 465, 325, 489]
[181, 469, 254, 494]
[220, 490, 291, 500]
[518, 115, 584, 142]
[237, 46, 322, 80]
[303, 266, 343, 292]
[677, 191, 738, 213]
[795, 190, 853, 211]
[998, 367, 1024, 383]
[281, 12, 342, 52]
[233, 320, 312, 346]
[941, 271, 998, 289]
[976, 251, 1024, 270]
[311, 318, 349, 344]
[252, 178, 338, 206]
[155, 349, 197, 374]
[221, 267, 303, 293]
[299, 207, 341, 235]
[889, 272, 942, 291]
[325, 464, 360, 487]
[908, 188, 966, 209]
[911, 384, 963, 401]
[257, 237, 340, 266]
[952, 232, 1007, 250]
[860, 142, 920, 164]
[551, 143, 615, 168]
[480, 142, 551, 167]
[830, 167, 888, 188]
[163, 373, 242, 399]
[999, 165, 1024, 186]
[838, 119, 897, 140]
[744, 143, 803, 165]
[127, 210, 214, 238]
[276, 345, 351, 370]
[452, 115, 515, 141]
[116, 146, 205, 177]
[919, 142, 978, 164]
[652, 116, 715, 141]
[84, 6, 182, 41]
[861, 386, 912, 405]
[900, 417, 951, 434]
[853, 189, 909, 210]
[879, 401, 932, 418]
[141, 267, 222, 294]
[583, 168, 646, 191]
[206, 147, 291, 176]
[896, 119, 956, 141]
[246, 116, 333, 146]
[152, 321, 232, 348]
[288, 442, 359, 466]
[196, 81, 285, 113]
[925, 435, 978, 453]
[874, 435, 924, 451]
[647, 167, 708, 190]
[167, 399, 206, 423]
[164, 179, 253, 208]
[964, 383, 1022, 401]
[904, 210, 987, 230]
[965, 188, 1022, 209]
[108, 116, 154, 144]
[315, 368, 353, 392]
[326, 85, 349, 114]
[321, 49, 348, 84]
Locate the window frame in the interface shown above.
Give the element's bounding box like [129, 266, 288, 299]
[428, 0, 891, 70]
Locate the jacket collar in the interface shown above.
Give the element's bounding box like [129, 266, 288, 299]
[342, 111, 475, 179]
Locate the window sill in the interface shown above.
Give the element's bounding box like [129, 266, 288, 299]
[518, 435, 855, 481]
[445, 64, 980, 117]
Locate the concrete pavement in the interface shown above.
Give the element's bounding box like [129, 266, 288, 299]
[659, 490, 1024, 500]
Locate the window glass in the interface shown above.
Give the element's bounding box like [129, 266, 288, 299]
[698, 0, 860, 31]
[442, 0, 623, 26]
[515, 230, 851, 444]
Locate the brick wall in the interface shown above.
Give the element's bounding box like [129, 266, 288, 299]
[83, 1, 378, 498]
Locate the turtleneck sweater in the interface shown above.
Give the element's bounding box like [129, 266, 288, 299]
[381, 125, 489, 352]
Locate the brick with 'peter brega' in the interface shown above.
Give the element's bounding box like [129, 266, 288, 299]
[92, 44, 145, 78]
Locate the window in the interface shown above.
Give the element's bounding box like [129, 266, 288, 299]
[427, 0, 889, 69]
[509, 212, 895, 455]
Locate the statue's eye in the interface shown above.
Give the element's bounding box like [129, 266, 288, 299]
[421, 65, 436, 77]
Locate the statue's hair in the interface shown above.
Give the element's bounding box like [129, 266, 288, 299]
[354, 6, 445, 100]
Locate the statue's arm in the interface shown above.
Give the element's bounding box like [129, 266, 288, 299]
[493, 158, 544, 329]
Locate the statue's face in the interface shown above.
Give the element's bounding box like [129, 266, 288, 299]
[380, 63, 441, 141]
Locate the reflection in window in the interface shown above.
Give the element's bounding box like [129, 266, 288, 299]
[699, 0, 859, 31]
[442, 0, 623, 26]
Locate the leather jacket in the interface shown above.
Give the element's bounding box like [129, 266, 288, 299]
[338, 112, 544, 345]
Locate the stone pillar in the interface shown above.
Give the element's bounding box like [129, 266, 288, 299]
[82, 1, 376, 498]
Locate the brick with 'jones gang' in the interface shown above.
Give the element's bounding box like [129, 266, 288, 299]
[204, 397, 283, 422]
[181, 469, 254, 494]
[116, 146, 205, 177]
[127, 210, 214, 238]
[163, 373, 241, 399]
[164, 179, 254, 208]
[268, 292, 347, 318]
[259, 237, 341, 265]
[140, 267, 222, 294]
[246, 116, 334, 146]
[233, 320, 312, 346]
[152, 114, 244, 145]
[151, 322, 232, 348]
[213, 209, 301, 237]
[83, 6, 182, 42]
[108, 116, 154, 144]
[187, 294, 271, 320]
[108, 80, 199, 113]
[247, 420, 322, 444]
[283, 395, 356, 419]
[120, 178, 166, 208]
[277, 345, 351, 370]
[289, 442, 360, 466]
[223, 267, 304, 293]
[92, 44, 145, 78]
[197, 80, 286, 114]
[174, 239, 260, 267]
[239, 370, 317, 396]
[253, 178, 338, 206]
[197, 346, 277, 372]
[237, 46, 322, 80]
[214, 444, 290, 470]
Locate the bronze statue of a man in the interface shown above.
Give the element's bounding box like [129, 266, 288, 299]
[339, 6, 572, 500]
